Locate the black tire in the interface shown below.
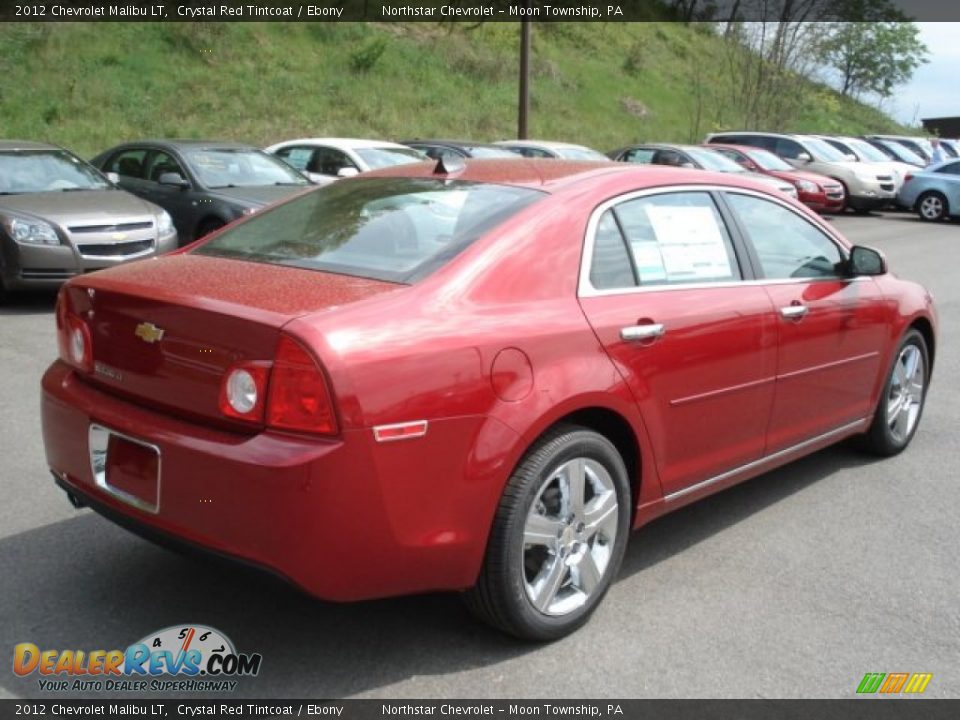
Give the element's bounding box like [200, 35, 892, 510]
[464, 424, 631, 641]
[916, 191, 948, 222]
[863, 329, 930, 456]
[195, 218, 225, 241]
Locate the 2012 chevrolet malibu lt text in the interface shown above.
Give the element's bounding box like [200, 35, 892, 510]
[41, 159, 936, 640]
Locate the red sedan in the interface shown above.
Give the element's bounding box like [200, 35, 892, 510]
[707, 143, 846, 213]
[42, 159, 936, 640]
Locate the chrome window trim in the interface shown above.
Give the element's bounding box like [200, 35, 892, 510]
[577, 184, 855, 299]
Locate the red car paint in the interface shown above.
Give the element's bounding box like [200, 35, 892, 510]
[41, 160, 936, 602]
[706, 143, 846, 213]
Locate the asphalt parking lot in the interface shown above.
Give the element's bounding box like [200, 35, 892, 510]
[1, 210, 957, 700]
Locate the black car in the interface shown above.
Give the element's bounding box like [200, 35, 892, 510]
[92, 140, 312, 244]
[400, 139, 520, 162]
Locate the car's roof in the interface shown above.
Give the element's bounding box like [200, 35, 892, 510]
[494, 139, 592, 150]
[361, 157, 783, 195]
[709, 131, 801, 140]
[0, 139, 60, 151]
[110, 139, 258, 151]
[401, 139, 507, 150]
[269, 137, 413, 151]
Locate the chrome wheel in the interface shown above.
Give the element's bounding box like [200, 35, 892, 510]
[886, 344, 925, 443]
[522, 458, 619, 617]
[919, 194, 945, 220]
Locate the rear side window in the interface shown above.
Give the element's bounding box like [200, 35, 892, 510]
[107, 149, 148, 179]
[726, 193, 844, 279]
[194, 177, 545, 283]
[936, 161, 960, 175]
[587, 192, 741, 290]
[622, 148, 656, 164]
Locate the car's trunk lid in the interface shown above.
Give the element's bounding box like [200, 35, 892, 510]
[63, 254, 401, 428]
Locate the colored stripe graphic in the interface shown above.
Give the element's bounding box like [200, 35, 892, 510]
[903, 673, 933, 694]
[880, 673, 909, 693]
[857, 673, 886, 694]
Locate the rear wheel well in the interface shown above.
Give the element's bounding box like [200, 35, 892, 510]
[195, 216, 226, 240]
[547, 407, 641, 516]
[910, 317, 936, 373]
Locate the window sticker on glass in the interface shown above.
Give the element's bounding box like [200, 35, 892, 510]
[643, 205, 733, 282]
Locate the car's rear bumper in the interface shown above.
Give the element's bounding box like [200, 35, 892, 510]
[41, 361, 495, 601]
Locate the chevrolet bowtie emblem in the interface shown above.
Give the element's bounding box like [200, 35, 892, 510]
[134, 322, 165, 344]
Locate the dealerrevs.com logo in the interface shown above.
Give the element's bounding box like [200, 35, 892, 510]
[13, 624, 262, 692]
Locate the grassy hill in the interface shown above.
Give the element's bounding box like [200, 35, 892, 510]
[0, 21, 911, 158]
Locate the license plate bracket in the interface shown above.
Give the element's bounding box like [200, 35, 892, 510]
[89, 424, 161, 513]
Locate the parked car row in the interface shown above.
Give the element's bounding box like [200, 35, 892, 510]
[2, 128, 956, 300]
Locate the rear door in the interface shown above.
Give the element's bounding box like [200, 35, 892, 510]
[578, 189, 779, 497]
[723, 191, 891, 451]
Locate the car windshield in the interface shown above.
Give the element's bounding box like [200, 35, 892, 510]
[879, 140, 925, 165]
[193, 177, 545, 283]
[354, 147, 425, 169]
[0, 150, 110, 194]
[805, 138, 848, 162]
[844, 138, 890, 162]
[685, 147, 745, 172]
[743, 148, 793, 171]
[184, 148, 310, 188]
[555, 146, 609, 161]
[467, 146, 521, 159]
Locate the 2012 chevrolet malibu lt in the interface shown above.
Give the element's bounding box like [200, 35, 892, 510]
[41, 159, 936, 640]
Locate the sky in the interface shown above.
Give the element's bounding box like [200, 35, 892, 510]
[888, 23, 960, 126]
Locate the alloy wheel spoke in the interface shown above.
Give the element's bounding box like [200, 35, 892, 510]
[583, 491, 617, 539]
[532, 557, 567, 612]
[575, 552, 602, 595]
[903, 348, 920, 382]
[562, 459, 587, 521]
[524, 513, 563, 549]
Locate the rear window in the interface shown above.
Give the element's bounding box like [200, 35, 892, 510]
[193, 177, 545, 283]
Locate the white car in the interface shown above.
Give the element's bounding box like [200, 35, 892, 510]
[265, 138, 425, 185]
[493, 139, 609, 161]
[814, 135, 915, 193]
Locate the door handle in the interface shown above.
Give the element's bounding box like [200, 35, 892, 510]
[620, 323, 665, 341]
[780, 305, 809, 320]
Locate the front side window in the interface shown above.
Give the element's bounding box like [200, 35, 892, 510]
[194, 178, 545, 283]
[622, 148, 655, 164]
[726, 193, 844, 279]
[273, 146, 314, 172]
[588, 191, 741, 289]
[0, 150, 110, 193]
[145, 151, 187, 183]
[308, 147, 358, 176]
[184, 148, 309, 188]
[353, 147, 424, 169]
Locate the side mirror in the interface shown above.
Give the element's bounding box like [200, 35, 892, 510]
[337, 167, 359, 178]
[849, 245, 886, 276]
[680, 162, 696, 169]
[105, 172, 120, 184]
[797, 152, 812, 163]
[845, 153, 858, 162]
[158, 172, 189, 189]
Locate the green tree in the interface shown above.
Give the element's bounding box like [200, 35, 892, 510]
[821, 21, 928, 99]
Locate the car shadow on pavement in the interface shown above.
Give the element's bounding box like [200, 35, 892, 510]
[0, 442, 881, 700]
[0, 290, 58, 316]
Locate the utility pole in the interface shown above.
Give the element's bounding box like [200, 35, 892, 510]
[518, 10, 531, 139]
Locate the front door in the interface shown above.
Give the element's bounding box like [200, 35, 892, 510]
[724, 191, 891, 452]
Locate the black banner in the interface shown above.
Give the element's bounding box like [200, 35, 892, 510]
[2, 700, 960, 720]
[1, 0, 960, 22]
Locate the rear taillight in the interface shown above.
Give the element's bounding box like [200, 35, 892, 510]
[266, 335, 338, 435]
[56, 291, 93, 374]
[904, 173, 913, 184]
[219, 363, 270, 423]
[217, 334, 338, 435]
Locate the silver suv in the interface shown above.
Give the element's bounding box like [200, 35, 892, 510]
[0, 140, 177, 300]
[705, 132, 896, 212]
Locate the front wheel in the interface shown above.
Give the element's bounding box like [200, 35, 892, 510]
[464, 424, 631, 641]
[863, 329, 930, 456]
